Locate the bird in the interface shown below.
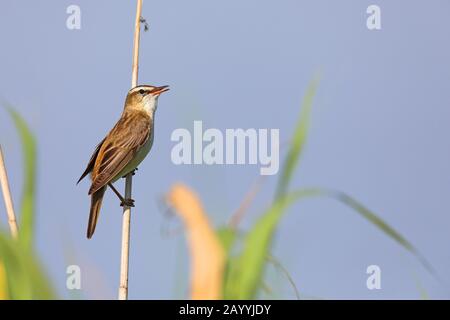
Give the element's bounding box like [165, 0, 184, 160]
[77, 84, 169, 239]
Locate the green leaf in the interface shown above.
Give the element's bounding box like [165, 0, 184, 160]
[296, 188, 437, 277]
[224, 188, 436, 299]
[0, 106, 55, 299]
[7, 108, 37, 251]
[275, 76, 319, 199]
[411, 271, 430, 300]
[277, 187, 436, 278]
[266, 255, 300, 300]
[0, 231, 33, 299]
[223, 72, 434, 300]
[224, 189, 319, 299]
[224, 77, 320, 299]
[0, 231, 55, 299]
[216, 227, 237, 255]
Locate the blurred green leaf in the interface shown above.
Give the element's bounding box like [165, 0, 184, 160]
[266, 255, 300, 300]
[216, 227, 237, 255]
[414, 274, 430, 300]
[275, 76, 319, 199]
[0, 231, 54, 299]
[223, 73, 435, 299]
[0, 231, 33, 299]
[1, 106, 54, 299]
[7, 108, 37, 251]
[296, 188, 437, 277]
[224, 189, 319, 299]
[224, 78, 320, 299]
[224, 187, 435, 299]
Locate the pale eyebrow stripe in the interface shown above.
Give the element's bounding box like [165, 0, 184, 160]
[129, 85, 154, 93]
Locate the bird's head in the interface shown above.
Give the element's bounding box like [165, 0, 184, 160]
[125, 85, 169, 114]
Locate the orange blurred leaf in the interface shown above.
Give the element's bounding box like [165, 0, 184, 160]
[0, 260, 8, 299]
[167, 183, 225, 300]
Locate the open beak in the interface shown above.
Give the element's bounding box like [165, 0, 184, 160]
[150, 85, 170, 96]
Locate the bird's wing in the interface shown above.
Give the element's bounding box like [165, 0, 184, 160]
[77, 138, 106, 184]
[88, 112, 150, 195]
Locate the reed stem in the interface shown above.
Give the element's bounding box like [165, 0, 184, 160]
[118, 0, 143, 300]
[0, 145, 19, 239]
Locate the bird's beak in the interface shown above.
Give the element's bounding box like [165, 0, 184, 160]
[150, 85, 170, 96]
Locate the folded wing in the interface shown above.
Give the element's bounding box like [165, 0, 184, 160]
[88, 111, 150, 195]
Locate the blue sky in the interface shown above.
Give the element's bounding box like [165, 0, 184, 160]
[1, 0, 450, 299]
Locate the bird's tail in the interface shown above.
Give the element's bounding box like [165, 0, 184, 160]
[87, 186, 106, 239]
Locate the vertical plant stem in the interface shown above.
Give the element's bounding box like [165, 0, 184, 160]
[229, 176, 266, 229]
[118, 0, 142, 300]
[131, 0, 141, 90]
[119, 175, 133, 300]
[0, 145, 19, 239]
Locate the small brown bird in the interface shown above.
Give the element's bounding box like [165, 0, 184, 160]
[77, 85, 169, 238]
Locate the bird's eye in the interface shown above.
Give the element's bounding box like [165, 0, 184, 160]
[139, 89, 145, 95]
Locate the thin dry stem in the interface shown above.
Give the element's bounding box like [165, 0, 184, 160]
[118, 174, 132, 300]
[118, 0, 143, 301]
[229, 175, 266, 229]
[131, 0, 142, 89]
[0, 145, 19, 239]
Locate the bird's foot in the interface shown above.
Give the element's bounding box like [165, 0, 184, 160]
[122, 168, 138, 179]
[120, 198, 135, 207]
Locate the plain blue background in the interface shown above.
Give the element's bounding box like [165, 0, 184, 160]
[1, 1, 450, 299]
